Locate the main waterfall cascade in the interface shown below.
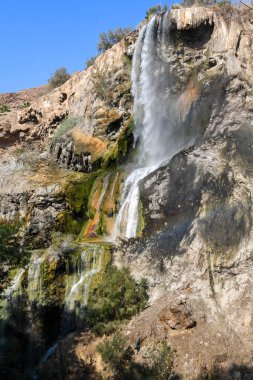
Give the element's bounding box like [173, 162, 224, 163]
[0, 11, 196, 370]
[115, 12, 194, 238]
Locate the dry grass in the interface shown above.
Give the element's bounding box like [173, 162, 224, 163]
[72, 129, 107, 159]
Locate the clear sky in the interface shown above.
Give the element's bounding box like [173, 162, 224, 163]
[1, 0, 172, 93]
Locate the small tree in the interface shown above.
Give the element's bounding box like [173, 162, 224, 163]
[0, 105, 10, 113]
[97, 27, 132, 53]
[48, 67, 70, 89]
[87, 266, 149, 335]
[148, 341, 175, 380]
[85, 55, 98, 69]
[146, 4, 168, 19]
[97, 333, 134, 378]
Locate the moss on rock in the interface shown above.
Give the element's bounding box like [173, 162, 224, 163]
[103, 118, 134, 168]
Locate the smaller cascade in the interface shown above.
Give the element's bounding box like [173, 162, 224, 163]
[0, 268, 26, 320]
[83, 171, 123, 239]
[27, 252, 46, 304]
[64, 244, 105, 313]
[4, 268, 26, 299]
[0, 268, 26, 366]
[40, 343, 58, 364]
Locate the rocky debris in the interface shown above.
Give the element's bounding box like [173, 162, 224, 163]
[158, 302, 196, 331]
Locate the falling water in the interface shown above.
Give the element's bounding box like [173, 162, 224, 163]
[27, 253, 46, 304]
[64, 244, 105, 312]
[114, 12, 194, 239]
[0, 268, 26, 320]
[112, 167, 154, 239]
[4, 268, 26, 299]
[0, 268, 26, 369]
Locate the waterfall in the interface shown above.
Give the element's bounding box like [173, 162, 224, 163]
[0, 268, 26, 369]
[114, 12, 194, 239]
[64, 244, 105, 312]
[0, 268, 26, 320]
[27, 253, 45, 304]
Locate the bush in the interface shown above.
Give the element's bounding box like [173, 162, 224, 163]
[86, 55, 98, 69]
[48, 67, 70, 89]
[148, 341, 175, 380]
[0, 222, 29, 273]
[87, 266, 148, 335]
[146, 4, 168, 18]
[19, 102, 31, 109]
[0, 105, 10, 113]
[97, 336, 175, 380]
[97, 333, 134, 378]
[91, 69, 113, 103]
[51, 116, 79, 143]
[98, 28, 132, 53]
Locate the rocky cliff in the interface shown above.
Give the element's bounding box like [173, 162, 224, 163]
[1, 5, 253, 380]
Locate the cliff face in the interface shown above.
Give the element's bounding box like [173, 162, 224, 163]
[0, 32, 135, 247]
[114, 6, 253, 378]
[1, 6, 253, 380]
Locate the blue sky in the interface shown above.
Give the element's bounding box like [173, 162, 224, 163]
[1, 0, 171, 93]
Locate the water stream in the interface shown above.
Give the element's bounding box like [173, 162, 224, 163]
[65, 244, 104, 311]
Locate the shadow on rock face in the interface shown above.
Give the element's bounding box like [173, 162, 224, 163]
[199, 200, 251, 250]
[170, 21, 214, 50]
[227, 123, 253, 173]
[141, 152, 202, 257]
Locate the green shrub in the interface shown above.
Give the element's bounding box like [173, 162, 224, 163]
[148, 341, 175, 380]
[48, 67, 70, 89]
[86, 55, 98, 69]
[146, 4, 168, 19]
[0, 105, 10, 113]
[87, 266, 148, 335]
[91, 69, 115, 105]
[51, 116, 79, 143]
[97, 333, 134, 378]
[97, 336, 175, 380]
[0, 222, 29, 274]
[98, 28, 132, 53]
[19, 101, 31, 109]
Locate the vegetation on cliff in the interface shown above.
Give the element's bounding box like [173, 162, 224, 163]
[48, 67, 70, 89]
[0, 222, 29, 282]
[98, 28, 132, 53]
[97, 334, 175, 380]
[87, 265, 148, 336]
